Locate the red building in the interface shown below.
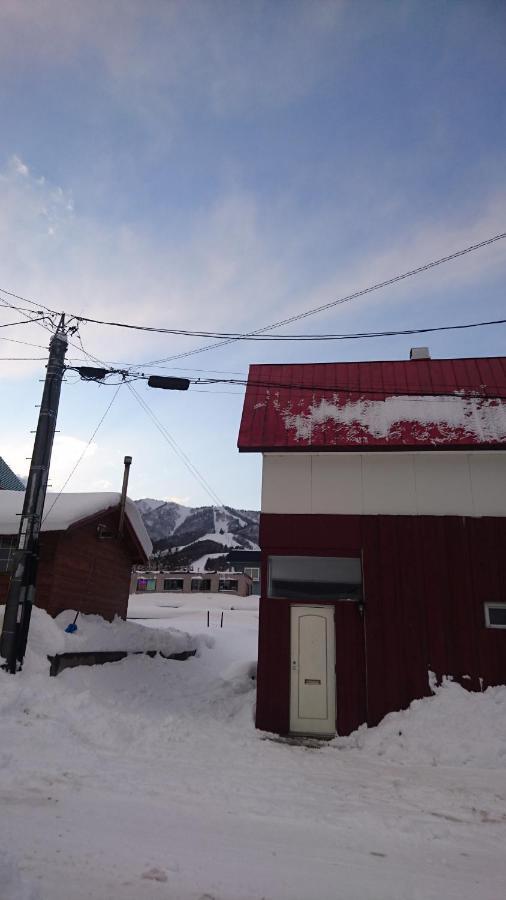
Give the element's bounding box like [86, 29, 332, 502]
[238, 353, 506, 737]
[0, 492, 151, 620]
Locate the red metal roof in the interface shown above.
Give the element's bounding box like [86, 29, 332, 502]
[237, 357, 506, 452]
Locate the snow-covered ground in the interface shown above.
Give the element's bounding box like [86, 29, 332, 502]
[1, 595, 506, 900]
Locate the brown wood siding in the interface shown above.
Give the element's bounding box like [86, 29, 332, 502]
[1, 509, 139, 621]
[48, 510, 132, 620]
[257, 513, 506, 737]
[0, 531, 59, 610]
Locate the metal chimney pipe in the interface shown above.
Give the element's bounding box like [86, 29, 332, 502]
[118, 455, 132, 537]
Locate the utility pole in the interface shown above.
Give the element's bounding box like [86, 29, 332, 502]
[0, 314, 68, 672]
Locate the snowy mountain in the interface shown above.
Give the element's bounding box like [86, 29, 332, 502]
[134, 499, 259, 568]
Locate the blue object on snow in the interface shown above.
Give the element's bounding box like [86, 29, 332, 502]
[65, 613, 80, 634]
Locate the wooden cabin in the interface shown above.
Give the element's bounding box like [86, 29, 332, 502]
[238, 353, 506, 738]
[0, 492, 152, 620]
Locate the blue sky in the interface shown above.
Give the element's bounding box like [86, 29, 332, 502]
[0, 0, 505, 509]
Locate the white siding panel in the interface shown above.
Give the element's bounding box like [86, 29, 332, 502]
[469, 454, 506, 516]
[261, 452, 505, 517]
[414, 455, 474, 516]
[261, 454, 311, 514]
[311, 455, 362, 514]
[362, 455, 416, 514]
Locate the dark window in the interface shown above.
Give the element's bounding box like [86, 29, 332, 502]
[485, 604, 506, 629]
[136, 577, 156, 592]
[268, 555, 362, 601]
[0, 536, 17, 573]
[191, 578, 211, 592]
[219, 579, 239, 592]
[163, 578, 184, 592]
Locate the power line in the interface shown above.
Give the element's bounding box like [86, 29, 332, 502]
[0, 296, 56, 337]
[127, 383, 225, 508]
[194, 376, 506, 401]
[71, 314, 506, 343]
[0, 335, 50, 350]
[140, 230, 506, 364]
[42, 383, 123, 524]
[0, 316, 47, 330]
[0, 229, 504, 363]
[0, 286, 59, 316]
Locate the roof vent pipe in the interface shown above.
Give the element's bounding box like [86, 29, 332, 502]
[118, 455, 132, 538]
[409, 347, 431, 360]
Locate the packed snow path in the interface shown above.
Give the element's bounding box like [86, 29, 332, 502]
[1, 595, 506, 900]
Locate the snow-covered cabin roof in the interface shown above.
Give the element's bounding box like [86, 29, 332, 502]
[0, 491, 152, 558]
[238, 358, 506, 451]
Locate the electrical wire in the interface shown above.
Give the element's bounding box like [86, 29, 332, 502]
[140, 230, 506, 364]
[0, 296, 57, 337]
[69, 329, 230, 508]
[0, 286, 59, 316]
[0, 335, 50, 350]
[127, 383, 225, 508]
[71, 315, 506, 342]
[42, 383, 123, 524]
[193, 376, 506, 401]
[0, 316, 48, 330]
[1, 229, 505, 363]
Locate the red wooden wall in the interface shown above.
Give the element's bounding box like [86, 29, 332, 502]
[256, 513, 506, 736]
[0, 510, 142, 621]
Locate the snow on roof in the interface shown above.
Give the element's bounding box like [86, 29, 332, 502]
[238, 358, 506, 451]
[0, 491, 152, 558]
[283, 394, 506, 445]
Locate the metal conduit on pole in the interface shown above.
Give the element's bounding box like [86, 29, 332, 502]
[0, 314, 68, 673]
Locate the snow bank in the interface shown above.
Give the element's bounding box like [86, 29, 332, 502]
[220, 659, 257, 694]
[0, 606, 197, 667]
[340, 679, 506, 768]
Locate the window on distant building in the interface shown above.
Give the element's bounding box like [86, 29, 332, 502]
[244, 567, 260, 581]
[136, 577, 156, 593]
[268, 556, 362, 601]
[0, 536, 17, 573]
[484, 603, 506, 629]
[163, 578, 184, 592]
[191, 578, 211, 592]
[218, 578, 239, 592]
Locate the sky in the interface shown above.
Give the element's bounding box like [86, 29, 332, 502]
[0, 0, 505, 510]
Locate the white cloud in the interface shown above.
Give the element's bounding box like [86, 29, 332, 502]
[10, 155, 29, 177]
[0, 150, 505, 388]
[0, 2, 347, 117]
[1, 434, 98, 492]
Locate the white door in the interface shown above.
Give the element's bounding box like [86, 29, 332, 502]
[290, 605, 336, 736]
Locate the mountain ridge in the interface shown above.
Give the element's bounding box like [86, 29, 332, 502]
[134, 498, 259, 569]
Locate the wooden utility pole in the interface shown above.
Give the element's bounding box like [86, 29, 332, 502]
[0, 315, 68, 672]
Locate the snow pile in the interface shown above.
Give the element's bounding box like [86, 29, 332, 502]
[341, 679, 506, 768]
[54, 610, 195, 655]
[1, 594, 506, 900]
[0, 850, 40, 900]
[282, 395, 506, 444]
[0, 605, 197, 665]
[220, 659, 257, 694]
